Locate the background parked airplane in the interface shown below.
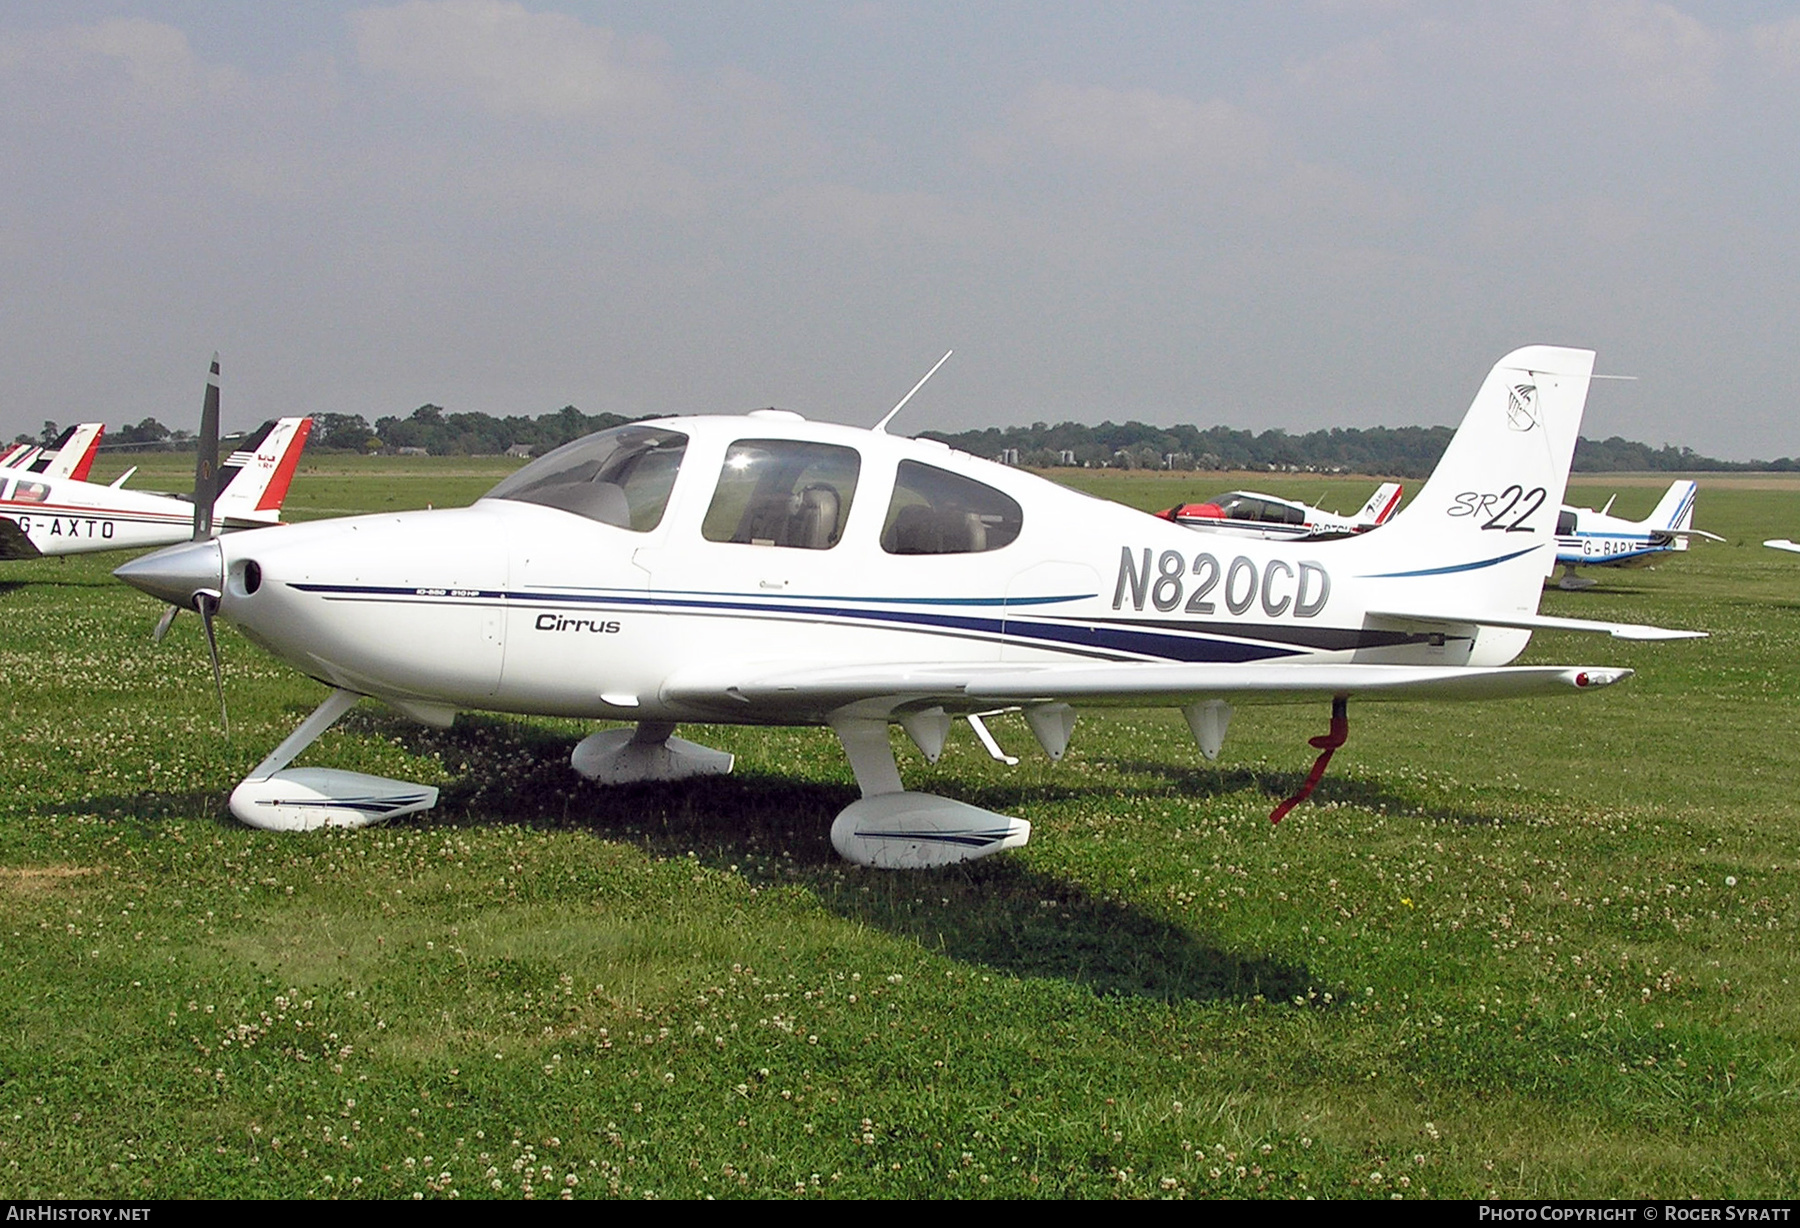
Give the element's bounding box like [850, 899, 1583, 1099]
[1553, 479, 1721, 589]
[1, 423, 104, 481]
[1157, 483, 1403, 540]
[0, 362, 312, 561]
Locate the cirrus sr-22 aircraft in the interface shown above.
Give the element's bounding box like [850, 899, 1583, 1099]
[117, 346, 1701, 869]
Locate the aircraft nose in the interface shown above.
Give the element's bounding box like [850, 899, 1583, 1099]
[113, 538, 224, 610]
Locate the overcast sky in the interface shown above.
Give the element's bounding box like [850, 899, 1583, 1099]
[2, 1, 1797, 458]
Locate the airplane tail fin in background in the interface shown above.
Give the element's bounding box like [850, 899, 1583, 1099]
[216, 417, 314, 525]
[1649, 480, 1699, 550]
[25, 426, 76, 474]
[1345, 346, 1594, 629]
[40, 423, 104, 482]
[1357, 482, 1403, 526]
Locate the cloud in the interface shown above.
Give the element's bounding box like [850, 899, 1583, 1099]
[1007, 81, 1271, 171]
[349, 0, 667, 119]
[765, 181, 1056, 257]
[0, 17, 224, 106]
[1748, 17, 1800, 74]
[1280, 34, 1399, 107]
[1581, 0, 1721, 107]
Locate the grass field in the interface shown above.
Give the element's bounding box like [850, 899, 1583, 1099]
[2, 455, 1799, 1198]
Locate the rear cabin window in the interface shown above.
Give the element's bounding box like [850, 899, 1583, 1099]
[701, 440, 861, 549]
[484, 425, 687, 532]
[881, 461, 1022, 555]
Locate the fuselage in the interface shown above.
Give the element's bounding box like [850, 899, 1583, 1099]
[1554, 508, 1686, 568]
[199, 413, 1543, 727]
[0, 471, 203, 557]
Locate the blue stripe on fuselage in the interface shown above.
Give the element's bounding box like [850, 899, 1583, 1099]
[286, 583, 1304, 663]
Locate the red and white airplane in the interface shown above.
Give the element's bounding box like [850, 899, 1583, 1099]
[0, 370, 312, 560]
[1, 423, 106, 482]
[1158, 483, 1403, 541]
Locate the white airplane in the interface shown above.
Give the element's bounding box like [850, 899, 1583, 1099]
[1158, 483, 1403, 540]
[0, 368, 312, 561]
[116, 346, 1701, 868]
[1765, 539, 1800, 554]
[1552, 479, 1722, 589]
[2, 423, 105, 481]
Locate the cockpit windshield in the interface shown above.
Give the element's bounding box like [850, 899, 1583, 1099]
[484, 425, 687, 531]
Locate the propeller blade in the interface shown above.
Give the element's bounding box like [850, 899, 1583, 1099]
[152, 603, 179, 643]
[196, 589, 228, 737]
[192, 353, 221, 541]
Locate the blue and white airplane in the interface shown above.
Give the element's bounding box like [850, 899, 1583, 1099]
[1552, 480, 1721, 589]
[116, 346, 1701, 868]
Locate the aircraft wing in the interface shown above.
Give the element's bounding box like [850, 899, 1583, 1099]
[662, 659, 1631, 716]
[1366, 608, 1704, 641]
[1766, 539, 1800, 554]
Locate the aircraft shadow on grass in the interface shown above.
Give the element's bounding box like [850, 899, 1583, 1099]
[60, 709, 1345, 1002]
[339, 710, 1323, 1003]
[1099, 757, 1512, 827]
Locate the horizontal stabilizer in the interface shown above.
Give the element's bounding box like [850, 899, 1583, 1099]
[1367, 608, 1704, 641]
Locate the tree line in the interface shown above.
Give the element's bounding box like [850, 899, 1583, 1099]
[30, 405, 1800, 476]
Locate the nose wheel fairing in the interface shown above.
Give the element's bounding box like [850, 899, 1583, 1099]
[228, 688, 439, 831]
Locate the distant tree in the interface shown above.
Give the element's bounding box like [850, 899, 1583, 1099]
[313, 412, 376, 452]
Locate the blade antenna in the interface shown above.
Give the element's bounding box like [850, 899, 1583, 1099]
[874, 350, 952, 434]
[192, 353, 221, 541]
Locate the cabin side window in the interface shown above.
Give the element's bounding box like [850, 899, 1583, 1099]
[1214, 493, 1259, 521]
[1556, 509, 1578, 535]
[701, 440, 861, 549]
[880, 460, 1023, 555]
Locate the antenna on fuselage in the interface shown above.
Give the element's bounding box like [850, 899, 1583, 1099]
[873, 350, 953, 434]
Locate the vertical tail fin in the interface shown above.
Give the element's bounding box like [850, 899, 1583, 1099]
[215, 417, 313, 524]
[1346, 346, 1595, 623]
[1357, 482, 1403, 526]
[1649, 479, 1698, 543]
[1650, 480, 1697, 531]
[40, 423, 104, 482]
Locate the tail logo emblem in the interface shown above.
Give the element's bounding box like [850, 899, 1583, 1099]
[1507, 384, 1540, 432]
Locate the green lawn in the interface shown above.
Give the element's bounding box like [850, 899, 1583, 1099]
[2, 460, 1796, 1198]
